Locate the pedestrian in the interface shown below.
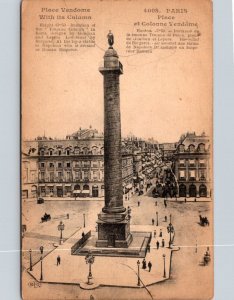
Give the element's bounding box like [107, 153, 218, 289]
[147, 244, 151, 253]
[142, 258, 146, 269]
[138, 200, 140, 207]
[156, 240, 160, 249]
[159, 229, 162, 237]
[148, 261, 152, 272]
[82, 232, 85, 239]
[165, 216, 167, 222]
[162, 239, 165, 247]
[175, 196, 177, 201]
[57, 255, 61, 266]
[155, 201, 157, 206]
[184, 197, 187, 203]
[154, 230, 156, 238]
[67, 213, 69, 219]
[164, 199, 167, 208]
[152, 218, 155, 226]
[194, 197, 197, 202]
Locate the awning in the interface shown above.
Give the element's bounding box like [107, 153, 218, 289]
[73, 190, 81, 193]
[39, 184, 45, 187]
[56, 184, 63, 187]
[65, 184, 72, 187]
[82, 190, 90, 194]
[133, 177, 137, 180]
[47, 184, 54, 187]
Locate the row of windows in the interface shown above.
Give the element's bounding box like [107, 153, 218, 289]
[40, 147, 104, 156]
[40, 161, 104, 169]
[179, 169, 207, 180]
[178, 143, 207, 153]
[40, 170, 104, 181]
[179, 159, 207, 166]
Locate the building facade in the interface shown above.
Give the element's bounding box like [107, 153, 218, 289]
[174, 132, 211, 198]
[22, 128, 135, 199]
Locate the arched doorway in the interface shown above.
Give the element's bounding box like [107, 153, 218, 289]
[179, 184, 186, 197]
[189, 184, 196, 197]
[199, 184, 207, 197]
[92, 185, 99, 197]
[82, 184, 90, 197]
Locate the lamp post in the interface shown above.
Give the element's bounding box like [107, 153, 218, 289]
[156, 211, 158, 226]
[40, 256, 43, 281]
[83, 213, 86, 228]
[40, 245, 44, 255]
[167, 214, 174, 249]
[29, 249, 33, 271]
[163, 254, 166, 278]
[57, 221, 65, 245]
[137, 260, 140, 286]
[85, 251, 95, 285]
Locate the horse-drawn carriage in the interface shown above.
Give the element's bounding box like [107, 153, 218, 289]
[199, 215, 209, 226]
[203, 250, 211, 266]
[41, 213, 51, 222]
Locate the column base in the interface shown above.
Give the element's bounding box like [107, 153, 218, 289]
[96, 212, 132, 248]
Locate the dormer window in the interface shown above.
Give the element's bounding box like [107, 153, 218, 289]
[66, 149, 70, 155]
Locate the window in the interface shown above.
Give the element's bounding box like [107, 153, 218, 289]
[198, 143, 205, 152]
[49, 172, 54, 181]
[83, 161, 90, 167]
[40, 149, 45, 156]
[199, 159, 205, 166]
[179, 170, 185, 179]
[66, 149, 70, 155]
[92, 161, 99, 168]
[58, 150, 62, 156]
[66, 162, 71, 168]
[84, 171, 90, 180]
[58, 172, 63, 179]
[49, 150, 53, 156]
[74, 147, 80, 155]
[189, 159, 195, 166]
[49, 187, 54, 193]
[188, 144, 195, 152]
[58, 162, 62, 168]
[67, 172, 71, 180]
[199, 169, 206, 180]
[93, 171, 99, 180]
[179, 159, 185, 166]
[75, 171, 82, 179]
[41, 187, 45, 193]
[178, 144, 185, 152]
[189, 170, 195, 179]
[40, 172, 45, 180]
[49, 162, 54, 168]
[40, 162, 45, 168]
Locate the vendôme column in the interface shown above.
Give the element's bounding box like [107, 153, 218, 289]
[96, 32, 132, 248]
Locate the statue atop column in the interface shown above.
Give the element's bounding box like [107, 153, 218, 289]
[107, 30, 114, 48]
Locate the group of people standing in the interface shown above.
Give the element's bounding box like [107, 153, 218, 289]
[142, 258, 152, 272]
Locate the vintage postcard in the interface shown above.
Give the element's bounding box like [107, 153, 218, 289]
[21, 0, 213, 299]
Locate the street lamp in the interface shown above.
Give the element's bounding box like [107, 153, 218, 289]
[156, 211, 158, 226]
[83, 213, 86, 228]
[40, 256, 43, 281]
[85, 251, 95, 285]
[137, 260, 140, 286]
[163, 254, 166, 278]
[167, 214, 174, 249]
[57, 221, 65, 245]
[40, 245, 44, 255]
[29, 249, 33, 271]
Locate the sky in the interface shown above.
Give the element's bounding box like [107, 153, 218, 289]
[22, 0, 212, 143]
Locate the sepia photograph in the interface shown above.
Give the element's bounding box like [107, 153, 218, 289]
[21, 0, 213, 299]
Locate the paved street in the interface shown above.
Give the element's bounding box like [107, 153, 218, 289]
[22, 191, 213, 300]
